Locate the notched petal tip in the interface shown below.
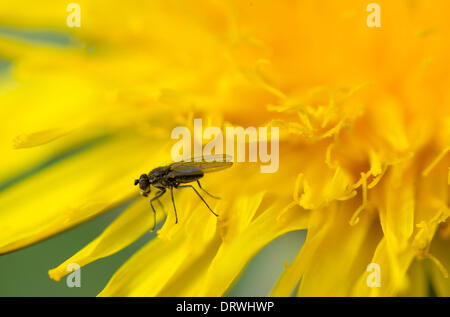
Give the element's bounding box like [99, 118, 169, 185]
[48, 267, 64, 282]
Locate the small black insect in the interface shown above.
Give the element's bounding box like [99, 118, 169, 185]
[134, 154, 233, 231]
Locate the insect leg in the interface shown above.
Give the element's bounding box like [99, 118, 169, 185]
[150, 188, 166, 231]
[154, 186, 166, 213]
[177, 184, 219, 217]
[170, 186, 178, 224]
[156, 199, 165, 213]
[196, 180, 220, 199]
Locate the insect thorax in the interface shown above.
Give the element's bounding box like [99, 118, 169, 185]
[148, 166, 170, 181]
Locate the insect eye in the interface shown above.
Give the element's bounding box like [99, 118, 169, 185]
[139, 179, 150, 190]
[134, 179, 139, 186]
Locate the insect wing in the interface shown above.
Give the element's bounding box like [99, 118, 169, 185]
[169, 154, 232, 174]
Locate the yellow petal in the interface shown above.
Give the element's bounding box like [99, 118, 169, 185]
[99, 195, 219, 296]
[48, 198, 164, 281]
[428, 234, 450, 296]
[272, 199, 380, 297]
[375, 163, 415, 252]
[398, 259, 428, 297]
[197, 197, 309, 296]
[351, 237, 416, 296]
[0, 136, 167, 254]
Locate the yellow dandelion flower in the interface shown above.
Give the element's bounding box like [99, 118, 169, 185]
[0, 0, 449, 297]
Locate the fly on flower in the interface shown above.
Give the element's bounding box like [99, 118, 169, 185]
[134, 154, 233, 230]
